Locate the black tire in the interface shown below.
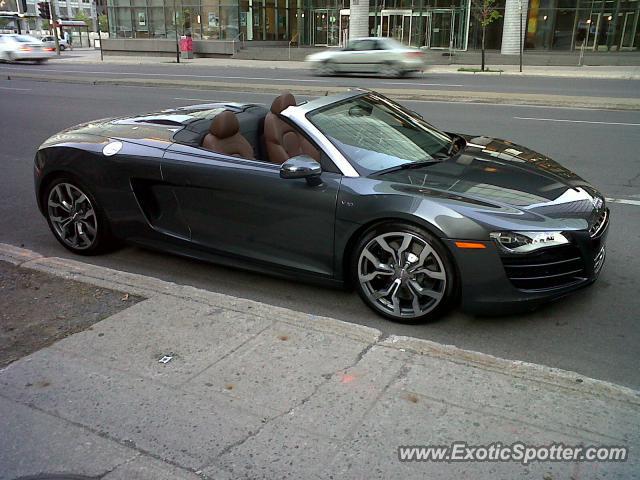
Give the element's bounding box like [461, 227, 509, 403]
[380, 62, 403, 78]
[43, 176, 118, 256]
[60, 44, 66, 51]
[351, 222, 457, 324]
[318, 60, 336, 76]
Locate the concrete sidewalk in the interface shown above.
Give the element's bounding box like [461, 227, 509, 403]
[1, 243, 638, 480]
[51, 48, 640, 80]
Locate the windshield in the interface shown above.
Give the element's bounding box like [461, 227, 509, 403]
[306, 94, 453, 175]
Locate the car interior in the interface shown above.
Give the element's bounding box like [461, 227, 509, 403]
[172, 93, 328, 168]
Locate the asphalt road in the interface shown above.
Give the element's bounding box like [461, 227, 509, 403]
[1, 78, 640, 389]
[1, 60, 640, 99]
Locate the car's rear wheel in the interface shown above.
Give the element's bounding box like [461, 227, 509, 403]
[381, 62, 402, 78]
[352, 223, 456, 323]
[44, 177, 116, 255]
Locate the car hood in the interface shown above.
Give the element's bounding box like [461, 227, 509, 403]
[381, 135, 605, 229]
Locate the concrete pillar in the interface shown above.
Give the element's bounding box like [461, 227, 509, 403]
[349, 0, 370, 40]
[501, 0, 528, 55]
[90, 0, 97, 32]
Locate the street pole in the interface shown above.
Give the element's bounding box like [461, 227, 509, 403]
[97, 21, 103, 61]
[173, 0, 180, 63]
[519, 0, 523, 72]
[49, 1, 60, 56]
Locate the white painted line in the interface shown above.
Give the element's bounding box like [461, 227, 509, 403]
[173, 94, 313, 102]
[402, 99, 631, 112]
[0, 86, 31, 91]
[606, 197, 640, 206]
[383, 82, 465, 87]
[173, 97, 224, 102]
[514, 116, 640, 126]
[0, 65, 329, 83]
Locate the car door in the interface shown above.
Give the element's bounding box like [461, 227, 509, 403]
[344, 39, 379, 73]
[161, 144, 342, 277]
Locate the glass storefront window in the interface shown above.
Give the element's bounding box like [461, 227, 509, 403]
[526, 0, 639, 51]
[104, 0, 637, 51]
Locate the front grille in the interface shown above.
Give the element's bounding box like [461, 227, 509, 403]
[501, 244, 587, 291]
[589, 208, 609, 238]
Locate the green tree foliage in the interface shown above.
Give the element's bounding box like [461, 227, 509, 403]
[475, 0, 502, 71]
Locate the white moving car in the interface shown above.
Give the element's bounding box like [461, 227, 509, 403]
[41, 35, 69, 51]
[306, 37, 425, 78]
[0, 34, 55, 63]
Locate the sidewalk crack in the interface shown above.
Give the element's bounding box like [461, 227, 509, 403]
[209, 337, 380, 465]
[177, 322, 274, 387]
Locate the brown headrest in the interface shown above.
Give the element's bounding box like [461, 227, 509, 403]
[270, 92, 296, 114]
[210, 110, 239, 139]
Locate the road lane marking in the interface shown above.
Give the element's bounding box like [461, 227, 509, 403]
[402, 99, 633, 111]
[606, 197, 640, 206]
[514, 116, 640, 126]
[383, 82, 465, 87]
[173, 94, 313, 102]
[0, 66, 461, 87]
[0, 65, 329, 83]
[0, 86, 31, 91]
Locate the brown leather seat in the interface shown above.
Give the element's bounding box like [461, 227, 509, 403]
[201, 110, 255, 159]
[264, 92, 320, 164]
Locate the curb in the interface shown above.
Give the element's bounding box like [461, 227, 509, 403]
[5, 72, 640, 110]
[48, 57, 640, 80]
[1, 242, 638, 405]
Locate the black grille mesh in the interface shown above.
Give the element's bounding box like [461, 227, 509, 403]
[501, 245, 586, 291]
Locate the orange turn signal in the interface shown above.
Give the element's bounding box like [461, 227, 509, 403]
[455, 241, 487, 249]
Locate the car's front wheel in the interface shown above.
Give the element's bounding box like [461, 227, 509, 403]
[316, 60, 336, 76]
[44, 177, 116, 255]
[352, 223, 457, 323]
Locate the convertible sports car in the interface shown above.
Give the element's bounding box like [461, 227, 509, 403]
[34, 90, 609, 323]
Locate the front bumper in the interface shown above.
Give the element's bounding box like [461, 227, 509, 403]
[447, 217, 609, 315]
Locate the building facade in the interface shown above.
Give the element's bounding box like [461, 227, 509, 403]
[104, 0, 639, 52]
[0, 0, 100, 32]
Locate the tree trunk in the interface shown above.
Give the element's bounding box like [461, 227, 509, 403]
[481, 24, 486, 71]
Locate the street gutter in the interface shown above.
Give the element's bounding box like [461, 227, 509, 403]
[5, 72, 640, 110]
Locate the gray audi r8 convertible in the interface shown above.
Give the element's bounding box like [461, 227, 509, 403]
[34, 90, 609, 323]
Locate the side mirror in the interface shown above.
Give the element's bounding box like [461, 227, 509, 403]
[280, 155, 322, 185]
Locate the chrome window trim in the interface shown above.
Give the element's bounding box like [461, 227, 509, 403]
[281, 105, 360, 178]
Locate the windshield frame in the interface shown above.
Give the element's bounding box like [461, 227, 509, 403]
[305, 92, 455, 176]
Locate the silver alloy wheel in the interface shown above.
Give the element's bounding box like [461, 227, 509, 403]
[47, 182, 98, 250]
[319, 61, 335, 76]
[358, 231, 447, 319]
[381, 64, 400, 78]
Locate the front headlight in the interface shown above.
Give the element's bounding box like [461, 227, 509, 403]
[490, 231, 569, 254]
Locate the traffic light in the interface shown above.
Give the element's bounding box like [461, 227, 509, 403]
[37, 2, 51, 20]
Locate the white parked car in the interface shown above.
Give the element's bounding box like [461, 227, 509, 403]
[306, 37, 426, 78]
[0, 34, 55, 63]
[41, 35, 69, 51]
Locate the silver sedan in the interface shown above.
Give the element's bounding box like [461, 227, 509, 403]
[0, 34, 55, 63]
[306, 37, 425, 78]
